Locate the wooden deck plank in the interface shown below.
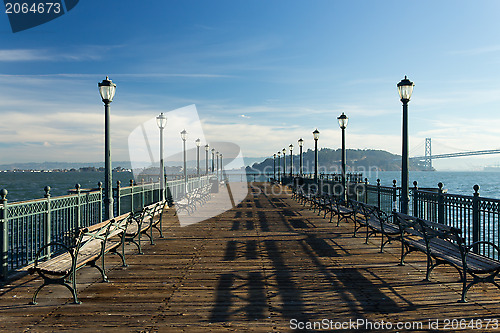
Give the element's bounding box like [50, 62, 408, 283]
[0, 182, 499, 332]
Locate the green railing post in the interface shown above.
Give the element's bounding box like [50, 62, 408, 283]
[44, 186, 51, 257]
[392, 180, 397, 212]
[141, 183, 145, 210]
[130, 180, 134, 213]
[377, 179, 381, 209]
[364, 178, 368, 203]
[472, 184, 480, 254]
[75, 184, 81, 230]
[437, 182, 444, 224]
[0, 189, 8, 279]
[157, 179, 160, 203]
[98, 182, 103, 223]
[412, 181, 418, 218]
[116, 181, 121, 216]
[166, 177, 172, 205]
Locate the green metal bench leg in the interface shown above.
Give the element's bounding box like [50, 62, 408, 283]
[89, 261, 108, 282]
[137, 234, 143, 254]
[30, 281, 48, 305]
[67, 280, 81, 304]
[150, 221, 155, 245]
[31, 278, 81, 305]
[459, 276, 469, 303]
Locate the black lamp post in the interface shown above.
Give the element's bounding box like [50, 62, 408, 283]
[338, 112, 348, 202]
[277, 152, 281, 182]
[195, 138, 201, 177]
[313, 129, 319, 182]
[98, 76, 116, 220]
[397, 75, 414, 214]
[289, 144, 293, 176]
[216, 152, 219, 180]
[205, 144, 209, 175]
[220, 153, 223, 182]
[282, 148, 286, 181]
[298, 138, 303, 176]
[273, 153, 276, 180]
[156, 113, 167, 202]
[181, 129, 188, 193]
[211, 148, 215, 173]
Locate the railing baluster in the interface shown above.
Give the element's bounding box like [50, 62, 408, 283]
[75, 184, 81, 230]
[0, 189, 8, 279]
[392, 180, 397, 213]
[98, 182, 103, 223]
[130, 180, 134, 213]
[472, 185, 480, 254]
[43, 186, 51, 258]
[437, 183, 444, 225]
[116, 181, 121, 216]
[413, 181, 418, 218]
[377, 179, 381, 209]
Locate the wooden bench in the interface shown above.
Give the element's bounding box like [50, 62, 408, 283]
[126, 200, 166, 254]
[174, 184, 213, 216]
[190, 185, 211, 208]
[289, 182, 313, 207]
[301, 190, 320, 211]
[351, 201, 399, 252]
[326, 196, 356, 226]
[394, 212, 500, 302]
[174, 194, 195, 215]
[315, 194, 334, 218]
[28, 213, 131, 304]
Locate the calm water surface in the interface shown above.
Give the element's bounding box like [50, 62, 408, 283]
[365, 171, 500, 199]
[0, 172, 135, 202]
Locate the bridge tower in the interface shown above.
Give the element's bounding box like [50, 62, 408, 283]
[425, 138, 432, 171]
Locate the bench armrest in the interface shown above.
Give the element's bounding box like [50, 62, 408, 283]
[29, 242, 75, 277]
[465, 240, 500, 256]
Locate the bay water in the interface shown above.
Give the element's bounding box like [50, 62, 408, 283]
[0, 171, 135, 203]
[365, 171, 500, 199]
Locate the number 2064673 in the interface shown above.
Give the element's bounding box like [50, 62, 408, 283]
[5, 2, 61, 14]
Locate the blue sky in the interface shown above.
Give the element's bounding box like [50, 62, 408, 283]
[1, 1, 500, 170]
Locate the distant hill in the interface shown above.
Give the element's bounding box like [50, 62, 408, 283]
[247, 148, 428, 173]
[0, 161, 133, 171]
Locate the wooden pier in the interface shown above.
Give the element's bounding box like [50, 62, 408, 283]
[0, 182, 499, 332]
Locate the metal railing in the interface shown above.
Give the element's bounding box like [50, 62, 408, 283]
[1, 185, 103, 278]
[297, 172, 364, 184]
[364, 180, 399, 215]
[412, 184, 499, 260]
[115, 181, 161, 216]
[282, 175, 365, 201]
[287, 176, 499, 261]
[0, 175, 212, 279]
[363, 179, 499, 261]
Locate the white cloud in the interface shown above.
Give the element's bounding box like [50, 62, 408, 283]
[0, 49, 51, 61]
[0, 45, 121, 62]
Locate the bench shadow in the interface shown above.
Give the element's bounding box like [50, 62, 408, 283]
[257, 211, 270, 232]
[210, 239, 307, 323]
[304, 234, 340, 257]
[289, 218, 309, 229]
[209, 271, 267, 323]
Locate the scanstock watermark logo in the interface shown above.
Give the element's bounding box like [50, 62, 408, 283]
[3, 0, 79, 33]
[128, 105, 248, 227]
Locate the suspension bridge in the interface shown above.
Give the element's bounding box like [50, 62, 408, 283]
[410, 138, 500, 170]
